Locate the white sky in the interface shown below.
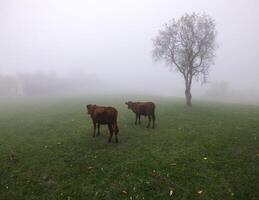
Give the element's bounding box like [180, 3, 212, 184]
[0, 0, 259, 94]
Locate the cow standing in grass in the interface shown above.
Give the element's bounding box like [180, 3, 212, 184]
[86, 104, 119, 143]
[125, 101, 156, 128]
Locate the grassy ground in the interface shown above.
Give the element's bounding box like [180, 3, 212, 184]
[0, 95, 259, 200]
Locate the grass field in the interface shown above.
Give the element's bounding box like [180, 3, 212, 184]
[0, 95, 259, 200]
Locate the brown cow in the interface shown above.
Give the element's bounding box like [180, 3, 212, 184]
[86, 104, 119, 143]
[125, 101, 156, 128]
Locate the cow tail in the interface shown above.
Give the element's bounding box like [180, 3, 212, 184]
[113, 111, 119, 133]
[152, 104, 156, 120]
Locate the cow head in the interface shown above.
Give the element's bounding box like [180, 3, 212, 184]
[86, 104, 96, 114]
[125, 101, 133, 109]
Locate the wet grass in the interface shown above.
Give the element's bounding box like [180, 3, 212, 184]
[0, 95, 259, 200]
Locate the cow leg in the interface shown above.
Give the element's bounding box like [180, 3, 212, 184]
[138, 115, 141, 124]
[147, 115, 151, 128]
[152, 113, 156, 128]
[135, 114, 138, 125]
[93, 122, 96, 137]
[108, 124, 113, 143]
[97, 123, 100, 136]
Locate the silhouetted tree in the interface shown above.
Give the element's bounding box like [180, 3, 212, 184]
[153, 13, 216, 106]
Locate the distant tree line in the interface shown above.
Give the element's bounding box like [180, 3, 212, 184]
[0, 73, 100, 97]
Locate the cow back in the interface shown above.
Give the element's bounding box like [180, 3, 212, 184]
[133, 102, 155, 115]
[93, 106, 117, 124]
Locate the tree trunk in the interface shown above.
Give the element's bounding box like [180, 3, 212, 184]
[184, 73, 193, 106]
[185, 88, 192, 106]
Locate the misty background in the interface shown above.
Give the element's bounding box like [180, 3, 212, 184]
[0, 0, 258, 104]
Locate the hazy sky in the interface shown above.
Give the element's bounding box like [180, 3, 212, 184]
[0, 0, 258, 94]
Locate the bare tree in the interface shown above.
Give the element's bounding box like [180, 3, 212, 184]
[152, 13, 216, 106]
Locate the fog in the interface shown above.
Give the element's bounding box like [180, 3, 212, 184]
[1, 0, 259, 104]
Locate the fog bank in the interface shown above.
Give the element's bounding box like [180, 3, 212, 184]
[0, 0, 258, 104]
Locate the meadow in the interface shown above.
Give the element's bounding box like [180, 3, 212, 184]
[0, 95, 258, 200]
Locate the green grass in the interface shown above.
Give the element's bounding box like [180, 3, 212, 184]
[0, 95, 259, 200]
